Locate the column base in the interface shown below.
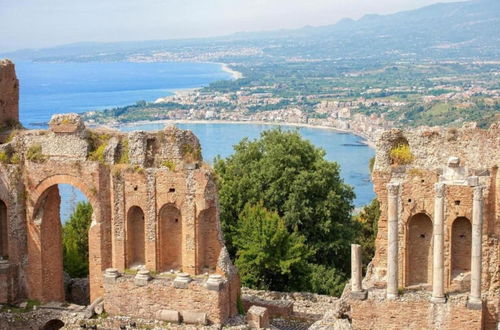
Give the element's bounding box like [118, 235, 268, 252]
[466, 298, 483, 310]
[430, 296, 446, 304]
[350, 290, 367, 300]
[386, 292, 397, 300]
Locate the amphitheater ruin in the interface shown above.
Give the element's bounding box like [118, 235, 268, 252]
[0, 59, 498, 329]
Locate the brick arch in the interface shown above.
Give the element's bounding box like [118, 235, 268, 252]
[196, 207, 221, 273]
[157, 203, 182, 272]
[451, 217, 472, 277]
[126, 205, 145, 268]
[27, 174, 104, 303]
[31, 174, 98, 219]
[406, 212, 433, 287]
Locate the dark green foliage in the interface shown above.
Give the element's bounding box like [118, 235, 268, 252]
[308, 264, 347, 297]
[353, 199, 381, 270]
[234, 203, 310, 291]
[62, 201, 93, 278]
[215, 128, 357, 294]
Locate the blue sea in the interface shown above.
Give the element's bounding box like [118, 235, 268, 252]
[15, 61, 374, 221]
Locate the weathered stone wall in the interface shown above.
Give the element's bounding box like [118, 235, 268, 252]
[362, 126, 499, 329]
[103, 274, 232, 324]
[0, 109, 239, 323]
[350, 292, 483, 330]
[0, 59, 19, 127]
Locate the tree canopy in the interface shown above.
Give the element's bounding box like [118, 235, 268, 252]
[62, 201, 93, 278]
[214, 128, 359, 294]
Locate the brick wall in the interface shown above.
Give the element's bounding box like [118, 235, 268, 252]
[0, 59, 19, 126]
[104, 274, 234, 324]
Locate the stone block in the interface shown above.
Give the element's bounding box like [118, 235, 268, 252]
[246, 305, 269, 329]
[181, 311, 207, 325]
[156, 309, 180, 323]
[103, 268, 120, 284]
[466, 301, 483, 310]
[134, 269, 151, 286]
[350, 290, 368, 300]
[206, 274, 224, 291]
[173, 273, 191, 289]
[49, 113, 85, 133]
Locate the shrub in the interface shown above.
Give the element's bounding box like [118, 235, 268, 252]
[88, 144, 107, 163]
[26, 144, 46, 163]
[118, 138, 129, 164]
[87, 131, 111, 163]
[389, 142, 413, 165]
[162, 160, 176, 171]
[0, 151, 9, 164]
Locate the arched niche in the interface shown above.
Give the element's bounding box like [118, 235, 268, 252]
[158, 204, 182, 272]
[41, 319, 65, 330]
[126, 206, 145, 268]
[407, 213, 433, 286]
[0, 199, 7, 258]
[451, 217, 472, 277]
[197, 207, 220, 272]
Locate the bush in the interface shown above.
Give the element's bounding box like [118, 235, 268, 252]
[233, 203, 311, 292]
[26, 144, 46, 163]
[63, 201, 93, 278]
[0, 151, 9, 164]
[389, 142, 413, 165]
[308, 264, 347, 297]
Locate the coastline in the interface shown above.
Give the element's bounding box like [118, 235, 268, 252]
[101, 118, 376, 149]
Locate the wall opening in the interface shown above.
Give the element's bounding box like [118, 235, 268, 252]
[158, 204, 182, 272]
[197, 207, 220, 272]
[41, 319, 65, 330]
[0, 200, 7, 259]
[451, 217, 472, 280]
[32, 184, 92, 304]
[407, 213, 433, 286]
[126, 206, 145, 268]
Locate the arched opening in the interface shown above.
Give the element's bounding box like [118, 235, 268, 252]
[0, 200, 7, 259]
[451, 217, 471, 288]
[158, 204, 182, 272]
[31, 184, 92, 304]
[197, 207, 220, 272]
[407, 213, 433, 286]
[41, 319, 65, 330]
[126, 206, 145, 268]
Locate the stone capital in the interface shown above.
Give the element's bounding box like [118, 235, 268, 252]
[473, 186, 484, 201]
[387, 183, 400, 197]
[434, 182, 446, 198]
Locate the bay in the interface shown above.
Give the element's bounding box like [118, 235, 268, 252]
[14, 61, 374, 220]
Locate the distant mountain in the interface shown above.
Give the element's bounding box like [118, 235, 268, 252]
[2, 0, 499, 62]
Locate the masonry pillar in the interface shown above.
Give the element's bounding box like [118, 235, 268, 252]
[431, 182, 446, 303]
[386, 182, 399, 300]
[350, 244, 367, 299]
[467, 185, 483, 310]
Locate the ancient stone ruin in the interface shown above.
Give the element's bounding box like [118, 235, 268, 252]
[0, 60, 240, 326]
[347, 127, 499, 329]
[1, 59, 499, 329]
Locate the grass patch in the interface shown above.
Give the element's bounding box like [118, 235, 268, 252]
[118, 138, 130, 164]
[87, 131, 111, 163]
[390, 142, 413, 165]
[162, 160, 176, 171]
[181, 143, 202, 163]
[26, 144, 47, 163]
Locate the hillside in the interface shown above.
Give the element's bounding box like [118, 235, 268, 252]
[2, 0, 499, 62]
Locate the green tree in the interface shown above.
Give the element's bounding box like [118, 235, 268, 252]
[62, 201, 93, 278]
[353, 199, 381, 270]
[234, 203, 310, 292]
[214, 128, 356, 275]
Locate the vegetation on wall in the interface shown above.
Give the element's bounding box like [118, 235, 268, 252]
[63, 201, 93, 278]
[26, 144, 47, 163]
[389, 140, 414, 165]
[214, 128, 359, 295]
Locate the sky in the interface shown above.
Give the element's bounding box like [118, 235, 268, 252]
[0, 0, 464, 52]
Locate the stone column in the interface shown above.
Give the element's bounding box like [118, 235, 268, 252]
[467, 185, 483, 310]
[351, 244, 367, 300]
[431, 183, 446, 303]
[386, 182, 400, 300]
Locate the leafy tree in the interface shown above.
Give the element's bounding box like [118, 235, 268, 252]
[353, 199, 381, 270]
[214, 128, 356, 275]
[233, 203, 310, 291]
[62, 201, 93, 278]
[308, 264, 347, 297]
